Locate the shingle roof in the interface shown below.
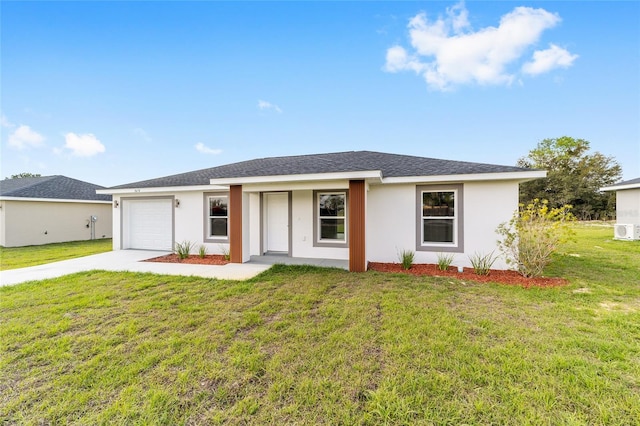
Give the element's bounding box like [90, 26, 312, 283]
[614, 177, 640, 187]
[108, 151, 535, 190]
[0, 175, 112, 201]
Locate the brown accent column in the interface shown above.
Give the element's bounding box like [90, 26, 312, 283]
[229, 185, 243, 263]
[348, 180, 366, 272]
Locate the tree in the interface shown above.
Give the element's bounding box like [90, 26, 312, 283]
[6, 172, 42, 179]
[518, 137, 622, 220]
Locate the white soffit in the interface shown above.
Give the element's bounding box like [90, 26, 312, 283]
[382, 170, 547, 184]
[209, 170, 383, 185]
[96, 184, 228, 195]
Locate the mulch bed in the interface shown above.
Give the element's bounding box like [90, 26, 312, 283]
[143, 254, 229, 265]
[143, 255, 566, 288]
[368, 262, 568, 288]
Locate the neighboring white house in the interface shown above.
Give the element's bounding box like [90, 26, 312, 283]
[98, 151, 546, 272]
[602, 177, 640, 240]
[0, 175, 113, 247]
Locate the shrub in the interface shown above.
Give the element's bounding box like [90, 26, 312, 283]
[496, 199, 574, 278]
[436, 253, 455, 271]
[397, 249, 415, 270]
[175, 241, 194, 260]
[198, 245, 207, 259]
[219, 245, 231, 261]
[469, 251, 497, 275]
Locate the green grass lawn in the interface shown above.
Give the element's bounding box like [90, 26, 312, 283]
[0, 238, 112, 271]
[1, 225, 639, 424]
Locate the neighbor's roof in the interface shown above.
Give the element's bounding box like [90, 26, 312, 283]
[0, 175, 112, 201]
[601, 177, 640, 191]
[108, 151, 538, 190]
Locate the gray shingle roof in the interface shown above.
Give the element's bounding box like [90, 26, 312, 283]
[0, 175, 112, 201]
[611, 177, 640, 187]
[108, 150, 535, 190]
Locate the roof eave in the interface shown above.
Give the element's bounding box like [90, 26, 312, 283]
[381, 170, 547, 184]
[601, 183, 640, 192]
[97, 184, 229, 195]
[208, 170, 384, 186]
[0, 197, 112, 204]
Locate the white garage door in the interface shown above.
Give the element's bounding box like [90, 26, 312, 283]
[124, 198, 173, 250]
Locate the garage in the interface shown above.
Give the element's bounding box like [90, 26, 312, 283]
[122, 198, 173, 250]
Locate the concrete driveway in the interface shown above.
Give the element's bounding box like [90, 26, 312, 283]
[0, 250, 272, 287]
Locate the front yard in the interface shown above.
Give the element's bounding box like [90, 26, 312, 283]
[0, 224, 638, 424]
[0, 238, 112, 271]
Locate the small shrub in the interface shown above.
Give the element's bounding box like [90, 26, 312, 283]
[175, 241, 194, 260]
[397, 249, 414, 270]
[219, 245, 231, 261]
[469, 251, 497, 276]
[198, 245, 207, 258]
[496, 199, 574, 278]
[436, 253, 455, 271]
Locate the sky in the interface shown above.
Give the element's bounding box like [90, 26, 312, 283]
[1, 1, 639, 187]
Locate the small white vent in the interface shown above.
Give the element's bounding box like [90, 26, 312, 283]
[614, 224, 640, 241]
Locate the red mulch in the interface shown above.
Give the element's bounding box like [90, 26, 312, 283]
[143, 254, 229, 265]
[367, 262, 568, 288]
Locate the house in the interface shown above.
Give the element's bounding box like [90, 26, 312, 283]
[602, 177, 640, 240]
[98, 151, 545, 271]
[0, 175, 113, 247]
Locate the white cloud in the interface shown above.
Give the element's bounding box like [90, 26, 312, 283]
[8, 125, 45, 149]
[258, 100, 282, 113]
[133, 127, 152, 142]
[1, 114, 15, 128]
[522, 44, 579, 75]
[63, 132, 105, 157]
[385, 2, 577, 90]
[195, 142, 222, 155]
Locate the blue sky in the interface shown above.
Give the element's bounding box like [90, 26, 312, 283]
[2, 1, 638, 186]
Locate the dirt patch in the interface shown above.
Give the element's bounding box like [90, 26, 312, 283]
[367, 262, 568, 288]
[143, 254, 229, 265]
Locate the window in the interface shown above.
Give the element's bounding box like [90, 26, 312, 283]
[416, 184, 463, 252]
[422, 191, 455, 243]
[206, 195, 228, 240]
[316, 191, 347, 244]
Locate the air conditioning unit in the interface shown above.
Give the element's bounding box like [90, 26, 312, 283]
[614, 224, 640, 240]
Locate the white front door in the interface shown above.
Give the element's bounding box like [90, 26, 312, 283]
[265, 192, 289, 253]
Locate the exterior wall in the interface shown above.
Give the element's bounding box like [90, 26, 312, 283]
[0, 200, 112, 247]
[616, 189, 640, 225]
[112, 190, 230, 255]
[366, 181, 518, 269]
[109, 179, 519, 269]
[290, 190, 349, 260]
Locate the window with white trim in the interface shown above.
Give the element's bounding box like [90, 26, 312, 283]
[317, 192, 347, 243]
[416, 184, 463, 253]
[207, 195, 228, 239]
[421, 190, 456, 245]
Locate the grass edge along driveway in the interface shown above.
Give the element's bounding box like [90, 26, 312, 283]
[0, 225, 639, 424]
[0, 238, 112, 271]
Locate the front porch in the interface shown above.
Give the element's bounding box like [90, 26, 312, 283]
[248, 254, 349, 270]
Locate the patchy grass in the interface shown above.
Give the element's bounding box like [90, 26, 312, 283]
[0, 239, 112, 271]
[1, 225, 639, 424]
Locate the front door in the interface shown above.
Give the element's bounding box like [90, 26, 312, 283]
[265, 192, 289, 253]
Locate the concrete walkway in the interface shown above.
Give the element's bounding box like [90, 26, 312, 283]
[0, 250, 272, 287]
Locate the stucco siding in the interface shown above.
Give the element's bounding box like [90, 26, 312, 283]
[366, 181, 518, 269]
[290, 190, 349, 260]
[616, 189, 640, 225]
[0, 200, 112, 247]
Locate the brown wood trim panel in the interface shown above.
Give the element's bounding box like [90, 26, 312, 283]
[229, 185, 243, 263]
[348, 180, 366, 272]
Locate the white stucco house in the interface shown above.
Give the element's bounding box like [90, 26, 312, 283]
[98, 151, 545, 272]
[602, 177, 640, 240]
[0, 175, 113, 247]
